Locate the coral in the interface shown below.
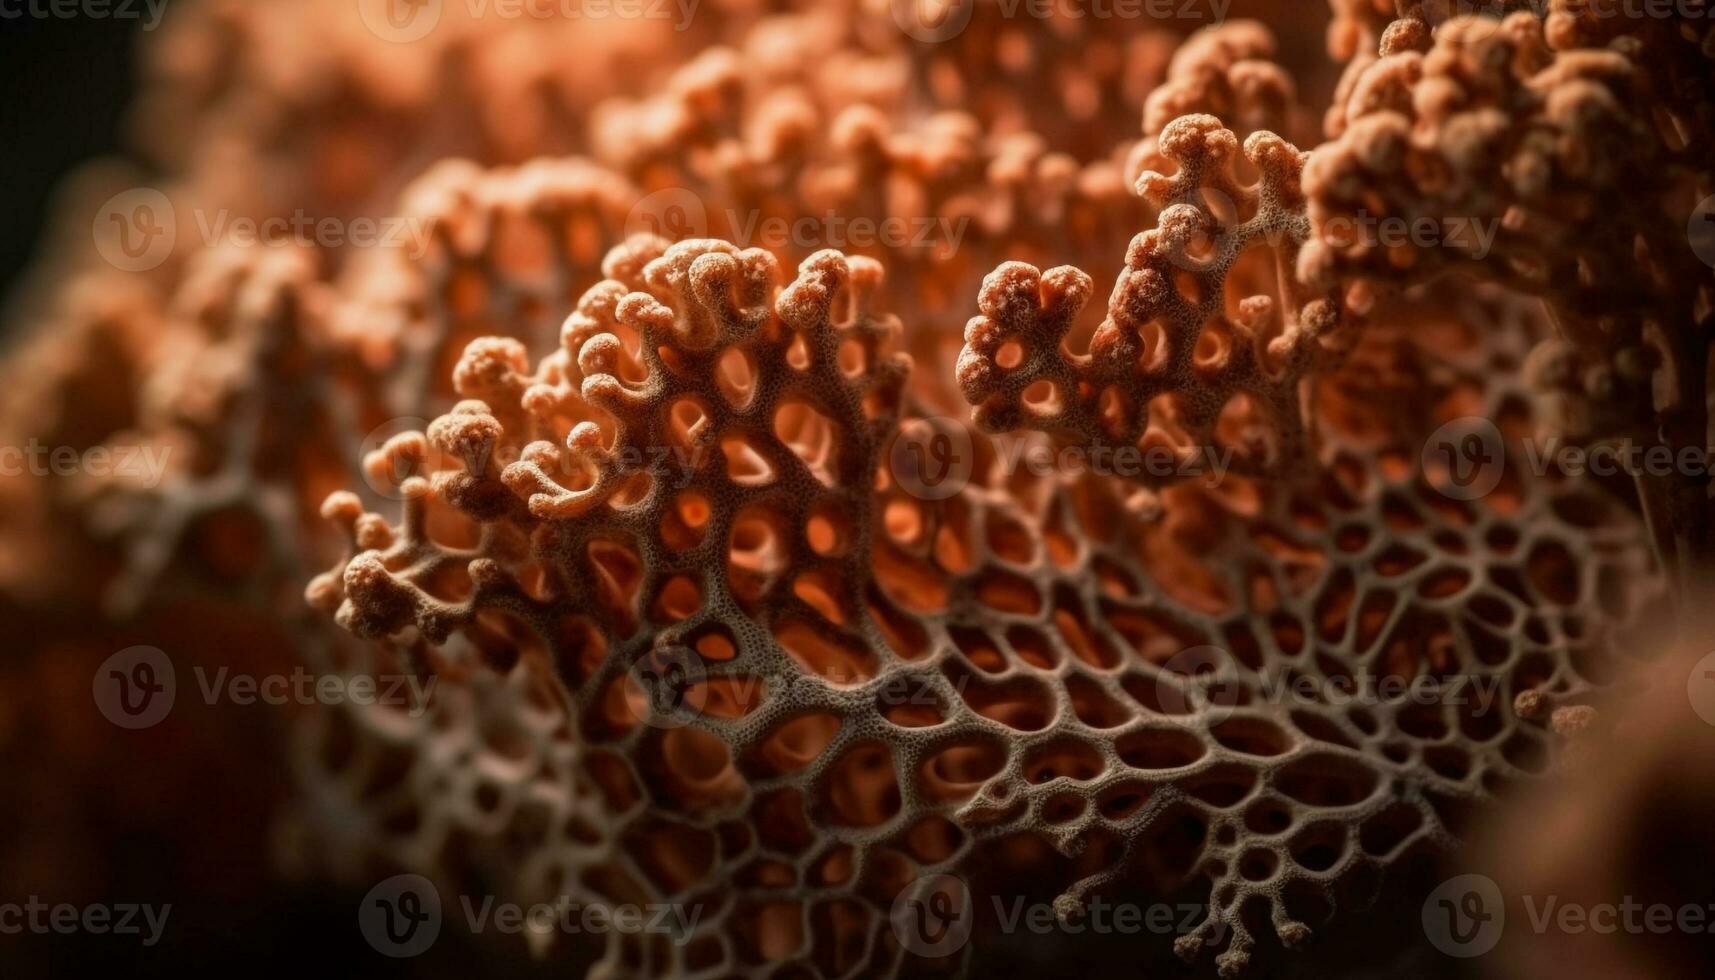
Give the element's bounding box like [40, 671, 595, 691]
[958, 115, 1350, 488]
[294, 230, 1663, 975]
[1302, 10, 1715, 604]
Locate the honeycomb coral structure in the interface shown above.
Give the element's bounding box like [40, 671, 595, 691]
[958, 115, 1348, 487]
[0, 1, 1709, 979]
[295, 232, 1664, 977]
[1302, 9, 1715, 607]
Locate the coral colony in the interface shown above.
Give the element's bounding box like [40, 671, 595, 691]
[1, 1, 1711, 978]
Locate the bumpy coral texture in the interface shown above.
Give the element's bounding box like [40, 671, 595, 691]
[299, 228, 1664, 976]
[1303, 8, 1715, 602]
[958, 115, 1348, 488]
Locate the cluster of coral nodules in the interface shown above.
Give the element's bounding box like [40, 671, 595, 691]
[304, 230, 1667, 978]
[4, 0, 1710, 977]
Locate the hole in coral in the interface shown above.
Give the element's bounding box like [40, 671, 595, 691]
[919, 740, 1006, 803]
[774, 620, 876, 686]
[1210, 717, 1291, 757]
[1115, 727, 1207, 770]
[1023, 738, 1104, 784]
[1275, 754, 1378, 807]
[749, 713, 840, 776]
[774, 400, 840, 487]
[717, 348, 757, 409]
[721, 434, 777, 486]
[822, 742, 900, 828]
[1360, 803, 1424, 857]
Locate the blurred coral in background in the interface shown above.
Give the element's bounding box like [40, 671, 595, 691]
[1, 1, 1711, 978]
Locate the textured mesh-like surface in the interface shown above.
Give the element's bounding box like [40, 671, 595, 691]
[293, 230, 1664, 975]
